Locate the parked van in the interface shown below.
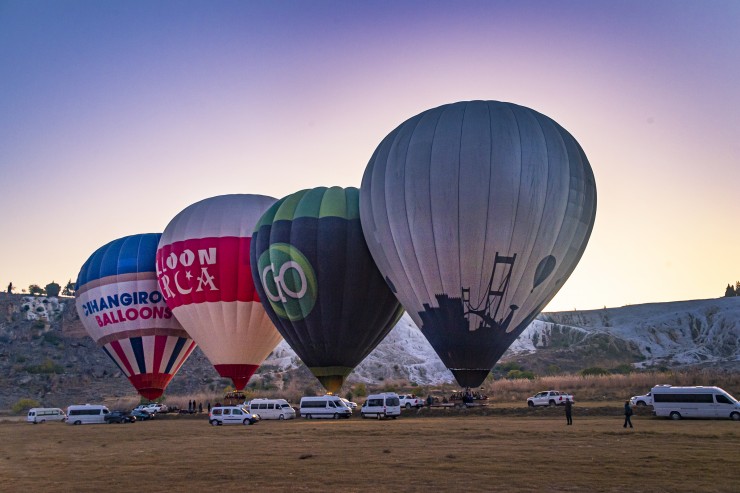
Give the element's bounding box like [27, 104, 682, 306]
[360, 392, 401, 419]
[247, 398, 296, 420]
[27, 408, 66, 424]
[66, 404, 110, 425]
[651, 385, 740, 420]
[299, 395, 352, 419]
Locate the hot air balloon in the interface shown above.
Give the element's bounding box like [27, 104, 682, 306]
[75, 233, 196, 400]
[360, 100, 597, 387]
[250, 186, 404, 393]
[156, 194, 282, 390]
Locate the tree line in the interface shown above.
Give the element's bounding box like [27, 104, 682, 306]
[724, 281, 740, 297]
[6, 280, 75, 297]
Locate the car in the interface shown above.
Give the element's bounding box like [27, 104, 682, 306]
[398, 394, 424, 409]
[209, 406, 260, 426]
[629, 392, 653, 407]
[130, 409, 154, 421]
[526, 390, 574, 407]
[105, 411, 136, 424]
[134, 403, 164, 414]
[341, 398, 358, 410]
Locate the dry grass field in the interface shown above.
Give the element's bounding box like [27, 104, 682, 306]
[2, 411, 739, 492]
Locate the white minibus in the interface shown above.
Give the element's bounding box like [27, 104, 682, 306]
[247, 398, 296, 420]
[360, 392, 401, 419]
[27, 408, 66, 424]
[299, 395, 352, 419]
[66, 404, 110, 425]
[651, 385, 740, 420]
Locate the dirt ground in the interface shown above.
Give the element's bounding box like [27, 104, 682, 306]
[2, 412, 739, 492]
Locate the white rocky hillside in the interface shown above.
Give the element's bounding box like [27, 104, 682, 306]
[263, 296, 740, 385]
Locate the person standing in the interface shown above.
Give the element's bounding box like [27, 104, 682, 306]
[565, 398, 573, 425]
[623, 400, 634, 428]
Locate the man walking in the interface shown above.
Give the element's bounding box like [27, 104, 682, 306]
[623, 400, 634, 428]
[565, 398, 573, 425]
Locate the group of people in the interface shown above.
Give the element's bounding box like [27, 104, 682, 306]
[187, 400, 209, 413]
[563, 399, 634, 428]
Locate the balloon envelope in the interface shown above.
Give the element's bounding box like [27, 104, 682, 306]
[75, 233, 196, 400]
[360, 100, 597, 387]
[251, 187, 404, 393]
[156, 194, 282, 390]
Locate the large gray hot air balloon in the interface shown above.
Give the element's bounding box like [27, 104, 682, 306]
[360, 100, 597, 388]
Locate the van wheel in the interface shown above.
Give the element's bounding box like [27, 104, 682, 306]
[210, 420, 218, 426]
[670, 412, 682, 420]
[636, 401, 646, 407]
[279, 414, 285, 420]
[307, 414, 312, 419]
[333, 413, 339, 419]
[730, 412, 739, 421]
[405, 403, 411, 409]
[527, 401, 534, 407]
[243, 419, 253, 425]
[39, 419, 46, 424]
[548, 400, 556, 407]
[74, 420, 82, 425]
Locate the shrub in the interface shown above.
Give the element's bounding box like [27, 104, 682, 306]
[580, 367, 610, 377]
[353, 383, 367, 397]
[12, 398, 40, 414]
[25, 358, 65, 374]
[506, 369, 536, 380]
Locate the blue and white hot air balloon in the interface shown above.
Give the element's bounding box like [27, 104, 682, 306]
[75, 233, 196, 400]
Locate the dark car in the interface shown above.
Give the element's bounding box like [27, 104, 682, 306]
[105, 411, 136, 424]
[130, 409, 154, 421]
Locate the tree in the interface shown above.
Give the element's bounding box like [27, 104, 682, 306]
[62, 279, 75, 296]
[45, 281, 61, 298]
[28, 284, 45, 296]
[725, 284, 735, 297]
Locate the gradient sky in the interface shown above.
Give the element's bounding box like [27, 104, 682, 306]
[1, 0, 738, 312]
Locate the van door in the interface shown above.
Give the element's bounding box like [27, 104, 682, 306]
[714, 394, 733, 418]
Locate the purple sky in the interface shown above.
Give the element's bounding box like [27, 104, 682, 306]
[1, 1, 739, 311]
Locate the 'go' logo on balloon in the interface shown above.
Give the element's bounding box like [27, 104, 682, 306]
[258, 243, 317, 321]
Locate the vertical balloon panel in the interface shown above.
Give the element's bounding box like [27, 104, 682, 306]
[360, 101, 597, 387]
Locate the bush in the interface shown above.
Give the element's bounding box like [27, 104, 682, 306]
[581, 367, 610, 377]
[25, 358, 65, 374]
[12, 398, 40, 414]
[353, 383, 367, 397]
[506, 369, 536, 380]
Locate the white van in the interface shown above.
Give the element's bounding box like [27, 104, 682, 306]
[360, 393, 401, 419]
[299, 395, 352, 419]
[247, 398, 296, 420]
[27, 408, 66, 424]
[66, 404, 110, 425]
[651, 385, 740, 420]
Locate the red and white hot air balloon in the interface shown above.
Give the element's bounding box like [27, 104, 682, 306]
[156, 194, 282, 390]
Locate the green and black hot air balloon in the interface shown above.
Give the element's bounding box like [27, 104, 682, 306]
[250, 186, 403, 393]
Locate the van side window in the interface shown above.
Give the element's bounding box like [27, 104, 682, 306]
[233, 409, 243, 415]
[223, 409, 231, 415]
[328, 401, 336, 408]
[267, 404, 274, 409]
[716, 394, 732, 404]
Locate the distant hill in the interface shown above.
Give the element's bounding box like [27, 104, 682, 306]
[1, 292, 737, 410]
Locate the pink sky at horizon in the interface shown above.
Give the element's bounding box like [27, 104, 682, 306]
[1, 1, 739, 312]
